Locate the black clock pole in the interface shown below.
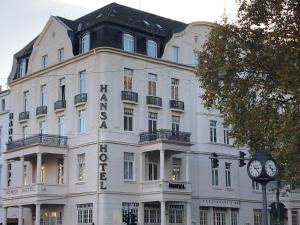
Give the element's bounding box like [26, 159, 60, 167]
[262, 183, 268, 225]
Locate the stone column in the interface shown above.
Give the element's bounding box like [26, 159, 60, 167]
[3, 207, 7, 225]
[209, 207, 214, 225]
[20, 156, 24, 186]
[226, 208, 231, 225]
[35, 204, 41, 225]
[185, 152, 190, 182]
[18, 206, 23, 225]
[186, 202, 192, 225]
[138, 202, 144, 225]
[161, 201, 166, 225]
[36, 153, 42, 183]
[288, 208, 293, 225]
[160, 150, 165, 180]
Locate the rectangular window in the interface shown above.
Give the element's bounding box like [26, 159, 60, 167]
[148, 157, 158, 181]
[292, 210, 299, 225]
[252, 180, 260, 190]
[79, 71, 87, 94]
[39, 121, 45, 135]
[231, 210, 238, 225]
[171, 158, 182, 181]
[77, 203, 93, 224]
[81, 34, 90, 53]
[210, 120, 217, 143]
[41, 165, 45, 183]
[224, 125, 229, 145]
[23, 91, 29, 112]
[254, 209, 262, 225]
[124, 108, 133, 131]
[19, 59, 27, 77]
[22, 126, 29, 139]
[79, 110, 86, 134]
[57, 158, 64, 184]
[148, 112, 158, 133]
[172, 46, 179, 63]
[148, 73, 157, 96]
[42, 55, 48, 68]
[124, 68, 133, 91]
[1, 99, 5, 111]
[124, 152, 134, 180]
[23, 165, 27, 185]
[200, 208, 208, 225]
[172, 115, 180, 133]
[59, 78, 65, 101]
[144, 206, 160, 224]
[123, 33, 134, 52]
[40, 85, 47, 106]
[58, 48, 64, 62]
[213, 210, 226, 225]
[171, 78, 179, 100]
[169, 205, 184, 224]
[58, 116, 65, 136]
[225, 162, 231, 187]
[147, 40, 158, 58]
[77, 153, 85, 182]
[212, 168, 218, 186]
[41, 211, 63, 225]
[122, 202, 139, 224]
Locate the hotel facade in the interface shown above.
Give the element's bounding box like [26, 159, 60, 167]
[2, 3, 300, 225]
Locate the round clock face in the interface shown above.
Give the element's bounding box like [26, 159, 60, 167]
[249, 160, 262, 178]
[265, 160, 277, 177]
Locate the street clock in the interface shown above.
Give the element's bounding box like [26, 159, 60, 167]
[247, 152, 278, 184]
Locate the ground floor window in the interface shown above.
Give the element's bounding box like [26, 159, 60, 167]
[122, 202, 138, 223]
[40, 211, 62, 225]
[169, 204, 184, 224]
[144, 203, 160, 224]
[292, 210, 299, 225]
[200, 207, 208, 225]
[77, 203, 93, 224]
[254, 209, 262, 225]
[231, 209, 238, 225]
[213, 209, 226, 225]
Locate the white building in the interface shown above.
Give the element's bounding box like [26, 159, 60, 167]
[2, 3, 300, 225]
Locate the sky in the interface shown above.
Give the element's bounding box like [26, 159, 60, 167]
[0, 0, 238, 89]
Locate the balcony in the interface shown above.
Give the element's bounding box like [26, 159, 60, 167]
[141, 180, 191, 194]
[19, 111, 29, 122]
[54, 100, 66, 112]
[74, 93, 87, 107]
[140, 129, 191, 144]
[146, 96, 162, 108]
[121, 90, 138, 104]
[4, 184, 66, 199]
[169, 100, 184, 112]
[36, 106, 47, 118]
[7, 134, 68, 151]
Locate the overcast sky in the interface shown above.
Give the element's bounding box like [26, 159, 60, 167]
[0, 0, 238, 89]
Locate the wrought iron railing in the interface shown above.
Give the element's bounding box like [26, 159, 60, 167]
[121, 90, 138, 103]
[19, 111, 29, 121]
[139, 129, 191, 143]
[146, 96, 162, 107]
[74, 93, 87, 105]
[36, 106, 47, 116]
[54, 100, 66, 111]
[7, 134, 68, 151]
[169, 100, 184, 110]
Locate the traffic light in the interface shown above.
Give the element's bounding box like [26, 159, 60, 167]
[211, 153, 219, 168]
[130, 213, 138, 225]
[239, 151, 247, 167]
[122, 213, 129, 224]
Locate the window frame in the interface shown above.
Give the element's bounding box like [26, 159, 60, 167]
[40, 84, 47, 106]
[172, 46, 179, 63]
[79, 70, 87, 94]
[79, 109, 86, 134]
[148, 73, 157, 96]
[225, 162, 232, 187]
[147, 40, 158, 58]
[212, 167, 219, 186]
[77, 203, 93, 224]
[124, 68, 133, 91]
[171, 78, 179, 100]
[210, 120, 217, 143]
[123, 33, 134, 52]
[123, 152, 135, 181]
[77, 153, 86, 182]
[42, 54, 48, 68]
[81, 33, 90, 54]
[124, 108, 134, 131]
[58, 48, 64, 62]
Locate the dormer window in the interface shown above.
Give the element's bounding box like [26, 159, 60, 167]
[123, 33, 134, 52]
[18, 59, 27, 77]
[81, 33, 90, 53]
[147, 40, 158, 58]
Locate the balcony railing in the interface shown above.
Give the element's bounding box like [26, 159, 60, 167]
[146, 96, 162, 107]
[169, 100, 184, 111]
[7, 134, 68, 151]
[74, 93, 87, 105]
[36, 106, 47, 116]
[121, 90, 138, 103]
[19, 111, 29, 121]
[54, 100, 66, 111]
[139, 129, 191, 143]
